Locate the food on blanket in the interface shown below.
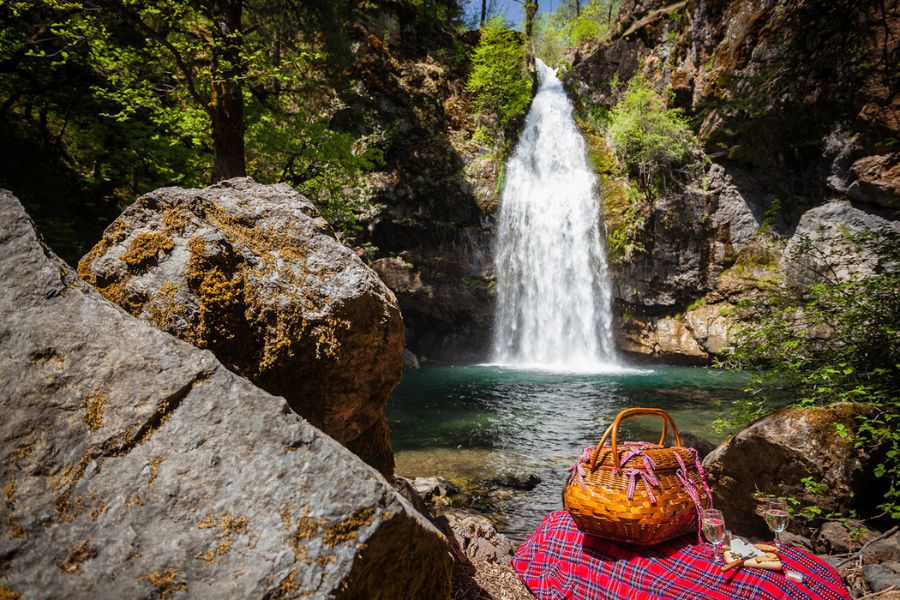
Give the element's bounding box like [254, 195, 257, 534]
[722, 538, 783, 571]
[722, 556, 745, 571]
[744, 555, 782, 570]
[755, 543, 779, 553]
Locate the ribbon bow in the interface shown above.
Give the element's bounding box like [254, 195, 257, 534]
[567, 446, 595, 490]
[617, 449, 660, 503]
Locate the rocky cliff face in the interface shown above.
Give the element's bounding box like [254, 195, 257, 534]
[0, 189, 452, 599]
[339, 7, 501, 361]
[567, 0, 899, 363]
[77, 178, 403, 476]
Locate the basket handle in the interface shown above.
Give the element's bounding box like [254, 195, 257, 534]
[588, 408, 682, 470]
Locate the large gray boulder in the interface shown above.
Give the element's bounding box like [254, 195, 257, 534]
[783, 201, 900, 286]
[76, 178, 403, 476]
[0, 190, 451, 599]
[703, 404, 884, 539]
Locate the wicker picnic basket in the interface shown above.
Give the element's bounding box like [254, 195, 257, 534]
[563, 408, 713, 545]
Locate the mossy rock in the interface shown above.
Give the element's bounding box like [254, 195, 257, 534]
[78, 178, 404, 476]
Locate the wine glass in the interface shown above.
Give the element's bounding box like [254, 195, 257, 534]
[701, 508, 726, 563]
[764, 498, 790, 549]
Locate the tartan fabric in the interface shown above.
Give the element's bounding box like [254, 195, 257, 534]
[513, 511, 850, 600]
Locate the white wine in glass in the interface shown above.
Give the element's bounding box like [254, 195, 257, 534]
[764, 498, 790, 549]
[701, 509, 726, 563]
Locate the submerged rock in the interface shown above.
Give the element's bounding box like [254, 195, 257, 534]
[486, 473, 542, 491]
[0, 189, 451, 598]
[77, 178, 404, 476]
[703, 404, 885, 539]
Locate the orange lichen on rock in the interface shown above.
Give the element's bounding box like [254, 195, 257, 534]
[323, 507, 376, 547]
[140, 569, 186, 599]
[121, 232, 174, 269]
[81, 391, 107, 431]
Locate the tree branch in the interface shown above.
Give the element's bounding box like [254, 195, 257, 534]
[98, 0, 210, 113]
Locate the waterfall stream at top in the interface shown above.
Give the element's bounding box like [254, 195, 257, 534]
[491, 58, 619, 372]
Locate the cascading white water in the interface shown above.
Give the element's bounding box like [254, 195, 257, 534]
[491, 58, 617, 371]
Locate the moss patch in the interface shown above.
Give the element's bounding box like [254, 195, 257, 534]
[323, 507, 376, 547]
[121, 232, 174, 269]
[3, 477, 14, 511]
[162, 207, 191, 234]
[140, 569, 186, 599]
[76, 221, 128, 285]
[275, 569, 301, 598]
[81, 391, 107, 431]
[148, 456, 166, 487]
[194, 513, 248, 563]
[0, 586, 21, 600]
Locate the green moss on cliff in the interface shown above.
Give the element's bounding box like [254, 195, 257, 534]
[577, 117, 648, 265]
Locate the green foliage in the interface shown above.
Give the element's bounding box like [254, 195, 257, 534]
[532, 0, 620, 64]
[606, 72, 700, 194]
[246, 106, 384, 233]
[0, 0, 385, 243]
[467, 17, 532, 131]
[718, 227, 900, 519]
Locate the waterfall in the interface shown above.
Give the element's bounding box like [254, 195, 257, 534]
[491, 59, 617, 371]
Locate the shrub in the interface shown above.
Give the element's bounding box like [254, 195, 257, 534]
[466, 16, 532, 130]
[606, 72, 699, 193]
[717, 228, 900, 519]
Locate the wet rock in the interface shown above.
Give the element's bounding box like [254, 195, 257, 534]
[0, 190, 452, 599]
[863, 562, 900, 593]
[567, 0, 899, 366]
[487, 473, 542, 491]
[371, 256, 424, 294]
[77, 178, 403, 476]
[403, 348, 420, 369]
[413, 476, 460, 500]
[707, 163, 764, 250]
[342, 26, 500, 362]
[655, 317, 707, 359]
[613, 189, 714, 311]
[702, 404, 886, 539]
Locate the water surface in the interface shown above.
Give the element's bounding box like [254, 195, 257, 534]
[387, 363, 746, 543]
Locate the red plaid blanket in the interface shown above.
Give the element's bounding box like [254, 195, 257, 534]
[513, 511, 850, 600]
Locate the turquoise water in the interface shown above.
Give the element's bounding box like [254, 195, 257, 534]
[386, 363, 747, 542]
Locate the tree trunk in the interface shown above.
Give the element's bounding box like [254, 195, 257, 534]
[575, 0, 581, 16]
[210, 0, 246, 182]
[524, 0, 538, 40]
[481, 0, 487, 25]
